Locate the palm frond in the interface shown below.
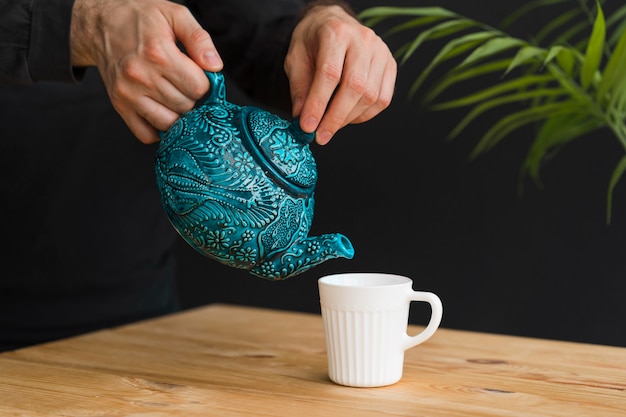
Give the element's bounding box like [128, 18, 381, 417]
[444, 88, 568, 141]
[359, 0, 626, 221]
[422, 59, 512, 104]
[580, 4, 605, 90]
[499, 0, 581, 29]
[524, 114, 604, 181]
[408, 31, 499, 97]
[430, 74, 557, 110]
[606, 5, 626, 46]
[398, 19, 479, 65]
[532, 8, 583, 45]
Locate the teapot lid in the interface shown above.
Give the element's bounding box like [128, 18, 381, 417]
[239, 107, 317, 197]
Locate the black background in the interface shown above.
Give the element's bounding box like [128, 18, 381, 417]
[175, 1, 626, 347]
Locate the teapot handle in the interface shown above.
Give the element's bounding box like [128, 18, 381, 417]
[157, 71, 227, 141]
[204, 71, 227, 105]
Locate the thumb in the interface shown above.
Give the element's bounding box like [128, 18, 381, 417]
[172, 10, 223, 71]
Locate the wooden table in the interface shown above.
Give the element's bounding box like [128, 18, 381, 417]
[1, 304, 624, 416]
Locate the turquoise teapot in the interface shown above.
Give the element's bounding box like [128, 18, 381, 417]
[155, 72, 354, 279]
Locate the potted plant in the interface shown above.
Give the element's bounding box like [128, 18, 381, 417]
[359, 0, 626, 221]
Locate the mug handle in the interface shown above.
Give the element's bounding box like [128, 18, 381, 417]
[402, 291, 443, 350]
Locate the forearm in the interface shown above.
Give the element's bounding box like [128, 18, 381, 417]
[0, 0, 79, 84]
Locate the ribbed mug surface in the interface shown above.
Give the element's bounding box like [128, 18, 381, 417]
[321, 305, 407, 387]
[318, 273, 443, 388]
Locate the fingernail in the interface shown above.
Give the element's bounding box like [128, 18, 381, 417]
[203, 50, 222, 69]
[302, 116, 318, 132]
[317, 130, 332, 145]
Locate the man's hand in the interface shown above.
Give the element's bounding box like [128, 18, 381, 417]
[70, 0, 224, 143]
[285, 4, 397, 145]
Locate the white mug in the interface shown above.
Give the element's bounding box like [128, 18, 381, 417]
[318, 273, 443, 387]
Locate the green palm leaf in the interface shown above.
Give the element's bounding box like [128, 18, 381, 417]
[533, 8, 582, 45]
[430, 74, 556, 110]
[444, 88, 568, 141]
[422, 59, 512, 104]
[580, 3, 605, 90]
[606, 5, 626, 46]
[524, 114, 604, 182]
[598, 25, 626, 106]
[472, 101, 586, 157]
[398, 19, 479, 65]
[499, 0, 579, 28]
[408, 31, 498, 97]
[359, 6, 459, 22]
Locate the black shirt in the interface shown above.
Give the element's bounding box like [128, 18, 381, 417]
[0, 0, 306, 350]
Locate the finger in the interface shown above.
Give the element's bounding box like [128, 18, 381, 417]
[284, 47, 314, 121]
[154, 77, 198, 115]
[314, 49, 372, 144]
[126, 94, 181, 135]
[155, 6, 217, 104]
[131, 121, 160, 144]
[122, 111, 161, 144]
[344, 55, 396, 124]
[171, 7, 223, 72]
[299, 45, 346, 134]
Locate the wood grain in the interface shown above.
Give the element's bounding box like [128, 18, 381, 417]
[1, 304, 624, 416]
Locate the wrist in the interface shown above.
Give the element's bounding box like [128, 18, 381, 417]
[70, 0, 99, 67]
[302, 1, 357, 19]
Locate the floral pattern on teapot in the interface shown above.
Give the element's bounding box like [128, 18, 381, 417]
[155, 72, 354, 279]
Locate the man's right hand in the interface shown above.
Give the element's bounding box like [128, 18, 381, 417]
[70, 0, 224, 143]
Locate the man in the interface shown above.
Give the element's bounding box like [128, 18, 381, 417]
[0, 0, 396, 350]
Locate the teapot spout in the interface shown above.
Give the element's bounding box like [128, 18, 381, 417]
[251, 233, 355, 280]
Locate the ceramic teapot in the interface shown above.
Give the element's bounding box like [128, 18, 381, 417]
[155, 71, 354, 279]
